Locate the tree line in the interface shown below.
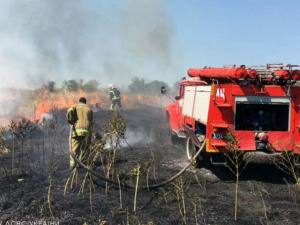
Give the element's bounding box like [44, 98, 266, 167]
[46, 77, 180, 94]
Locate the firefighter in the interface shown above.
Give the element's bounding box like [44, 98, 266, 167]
[66, 97, 93, 171]
[109, 84, 123, 111]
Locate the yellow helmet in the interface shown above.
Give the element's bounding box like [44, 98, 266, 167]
[108, 84, 114, 89]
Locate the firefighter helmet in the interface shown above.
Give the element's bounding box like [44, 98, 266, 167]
[109, 84, 114, 89]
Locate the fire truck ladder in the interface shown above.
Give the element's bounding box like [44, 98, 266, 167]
[224, 63, 300, 70]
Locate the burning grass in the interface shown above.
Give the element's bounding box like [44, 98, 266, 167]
[0, 88, 167, 127]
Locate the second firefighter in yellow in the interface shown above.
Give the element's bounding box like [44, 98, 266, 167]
[109, 84, 123, 111]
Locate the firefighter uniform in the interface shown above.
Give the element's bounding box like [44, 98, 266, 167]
[109, 84, 123, 111]
[66, 97, 93, 169]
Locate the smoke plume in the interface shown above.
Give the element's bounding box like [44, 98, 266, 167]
[0, 0, 174, 89]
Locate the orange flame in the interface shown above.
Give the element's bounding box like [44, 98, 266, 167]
[34, 89, 110, 120]
[0, 88, 169, 127]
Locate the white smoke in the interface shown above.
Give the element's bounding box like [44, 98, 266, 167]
[104, 127, 151, 150]
[0, 0, 174, 89]
[123, 127, 152, 146]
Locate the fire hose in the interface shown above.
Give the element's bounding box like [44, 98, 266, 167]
[69, 125, 206, 190]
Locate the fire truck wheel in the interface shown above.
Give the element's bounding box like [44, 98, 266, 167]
[186, 137, 203, 166]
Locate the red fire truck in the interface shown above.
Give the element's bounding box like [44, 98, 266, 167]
[163, 64, 300, 165]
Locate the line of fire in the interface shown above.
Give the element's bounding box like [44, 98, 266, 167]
[0, 90, 164, 127]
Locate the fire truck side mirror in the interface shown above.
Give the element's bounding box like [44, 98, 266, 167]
[161, 86, 166, 94]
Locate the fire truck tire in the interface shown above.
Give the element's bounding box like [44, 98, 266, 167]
[186, 137, 204, 166]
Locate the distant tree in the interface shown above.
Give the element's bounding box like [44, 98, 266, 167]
[146, 80, 170, 94]
[128, 77, 146, 94]
[128, 77, 170, 94]
[79, 79, 84, 90]
[172, 80, 181, 94]
[47, 81, 55, 92]
[83, 80, 100, 92]
[62, 80, 79, 92]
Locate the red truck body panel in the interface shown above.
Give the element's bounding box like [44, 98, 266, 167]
[166, 65, 300, 155]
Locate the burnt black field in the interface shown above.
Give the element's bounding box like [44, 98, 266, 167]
[0, 106, 299, 225]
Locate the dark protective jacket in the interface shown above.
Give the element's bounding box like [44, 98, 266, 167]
[66, 103, 93, 137]
[110, 87, 121, 100]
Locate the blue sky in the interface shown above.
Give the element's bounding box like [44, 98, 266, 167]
[0, 0, 299, 89]
[167, 0, 300, 69]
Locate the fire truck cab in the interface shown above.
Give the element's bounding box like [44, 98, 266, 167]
[164, 64, 300, 165]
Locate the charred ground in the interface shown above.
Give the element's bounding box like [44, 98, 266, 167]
[0, 106, 300, 225]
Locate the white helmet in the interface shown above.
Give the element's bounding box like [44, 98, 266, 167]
[108, 84, 114, 89]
